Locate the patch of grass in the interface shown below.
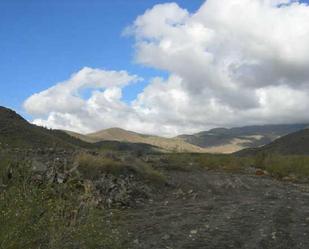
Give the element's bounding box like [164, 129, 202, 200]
[197, 154, 253, 172]
[76, 153, 126, 179]
[164, 153, 253, 172]
[0, 161, 122, 249]
[76, 153, 166, 184]
[131, 161, 167, 183]
[254, 153, 309, 179]
[165, 152, 309, 181]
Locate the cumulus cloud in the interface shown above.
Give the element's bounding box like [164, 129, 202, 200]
[24, 67, 141, 133]
[24, 0, 309, 136]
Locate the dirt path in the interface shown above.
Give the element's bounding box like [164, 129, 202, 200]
[121, 171, 309, 249]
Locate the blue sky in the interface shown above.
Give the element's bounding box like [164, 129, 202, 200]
[0, 0, 204, 116]
[2, 0, 309, 135]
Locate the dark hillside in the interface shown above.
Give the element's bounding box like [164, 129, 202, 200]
[236, 128, 309, 156]
[0, 106, 159, 153]
[0, 106, 92, 149]
[178, 124, 309, 149]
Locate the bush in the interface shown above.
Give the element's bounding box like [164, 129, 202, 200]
[76, 153, 126, 180]
[254, 154, 309, 179]
[76, 153, 166, 184]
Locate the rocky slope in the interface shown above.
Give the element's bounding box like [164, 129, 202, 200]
[122, 169, 309, 249]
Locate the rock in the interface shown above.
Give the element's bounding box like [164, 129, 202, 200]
[94, 173, 150, 208]
[56, 173, 66, 184]
[255, 169, 266, 176]
[162, 234, 171, 240]
[32, 160, 47, 172]
[245, 166, 257, 174]
[282, 174, 297, 182]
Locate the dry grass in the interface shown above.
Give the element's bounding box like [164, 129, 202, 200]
[76, 153, 166, 183]
[163, 153, 253, 173]
[0, 161, 122, 249]
[76, 153, 126, 179]
[254, 153, 309, 179]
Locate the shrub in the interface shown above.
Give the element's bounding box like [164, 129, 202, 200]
[76, 152, 166, 184]
[0, 161, 122, 249]
[254, 154, 309, 179]
[76, 153, 126, 180]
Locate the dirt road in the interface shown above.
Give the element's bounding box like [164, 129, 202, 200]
[122, 170, 309, 249]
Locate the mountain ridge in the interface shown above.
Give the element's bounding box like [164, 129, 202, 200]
[176, 123, 309, 152]
[67, 127, 208, 153]
[2, 106, 308, 154]
[65, 124, 309, 154]
[236, 128, 309, 156]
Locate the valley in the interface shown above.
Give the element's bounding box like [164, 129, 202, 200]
[1, 106, 309, 248]
[3, 1, 309, 248]
[65, 124, 309, 154]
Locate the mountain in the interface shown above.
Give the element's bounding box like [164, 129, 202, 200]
[66, 124, 309, 154]
[4, 105, 307, 154]
[236, 128, 309, 156]
[0, 106, 162, 154]
[66, 128, 209, 153]
[177, 124, 309, 153]
[0, 106, 93, 149]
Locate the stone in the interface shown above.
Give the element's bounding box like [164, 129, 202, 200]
[255, 169, 265, 176]
[162, 234, 171, 240]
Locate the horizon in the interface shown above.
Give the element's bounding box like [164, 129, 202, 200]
[2, 0, 309, 136]
[2, 104, 309, 138]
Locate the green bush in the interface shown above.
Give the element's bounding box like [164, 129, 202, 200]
[254, 154, 309, 179]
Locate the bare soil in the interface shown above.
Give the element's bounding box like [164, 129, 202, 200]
[121, 170, 309, 249]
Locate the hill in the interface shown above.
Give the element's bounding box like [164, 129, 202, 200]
[66, 124, 309, 154]
[0, 106, 162, 154]
[236, 128, 309, 156]
[177, 124, 309, 153]
[67, 128, 209, 153]
[0, 106, 94, 149]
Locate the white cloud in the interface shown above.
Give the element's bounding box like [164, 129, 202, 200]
[24, 0, 309, 136]
[24, 67, 140, 116]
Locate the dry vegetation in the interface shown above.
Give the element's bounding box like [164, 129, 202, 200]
[76, 152, 167, 184]
[161, 152, 309, 181]
[0, 161, 122, 249]
[254, 153, 309, 179]
[2, 147, 309, 248]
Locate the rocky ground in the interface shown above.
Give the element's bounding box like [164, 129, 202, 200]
[121, 170, 309, 249]
[3, 149, 309, 248]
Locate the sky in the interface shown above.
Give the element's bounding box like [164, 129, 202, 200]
[0, 0, 203, 112]
[1, 0, 309, 136]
